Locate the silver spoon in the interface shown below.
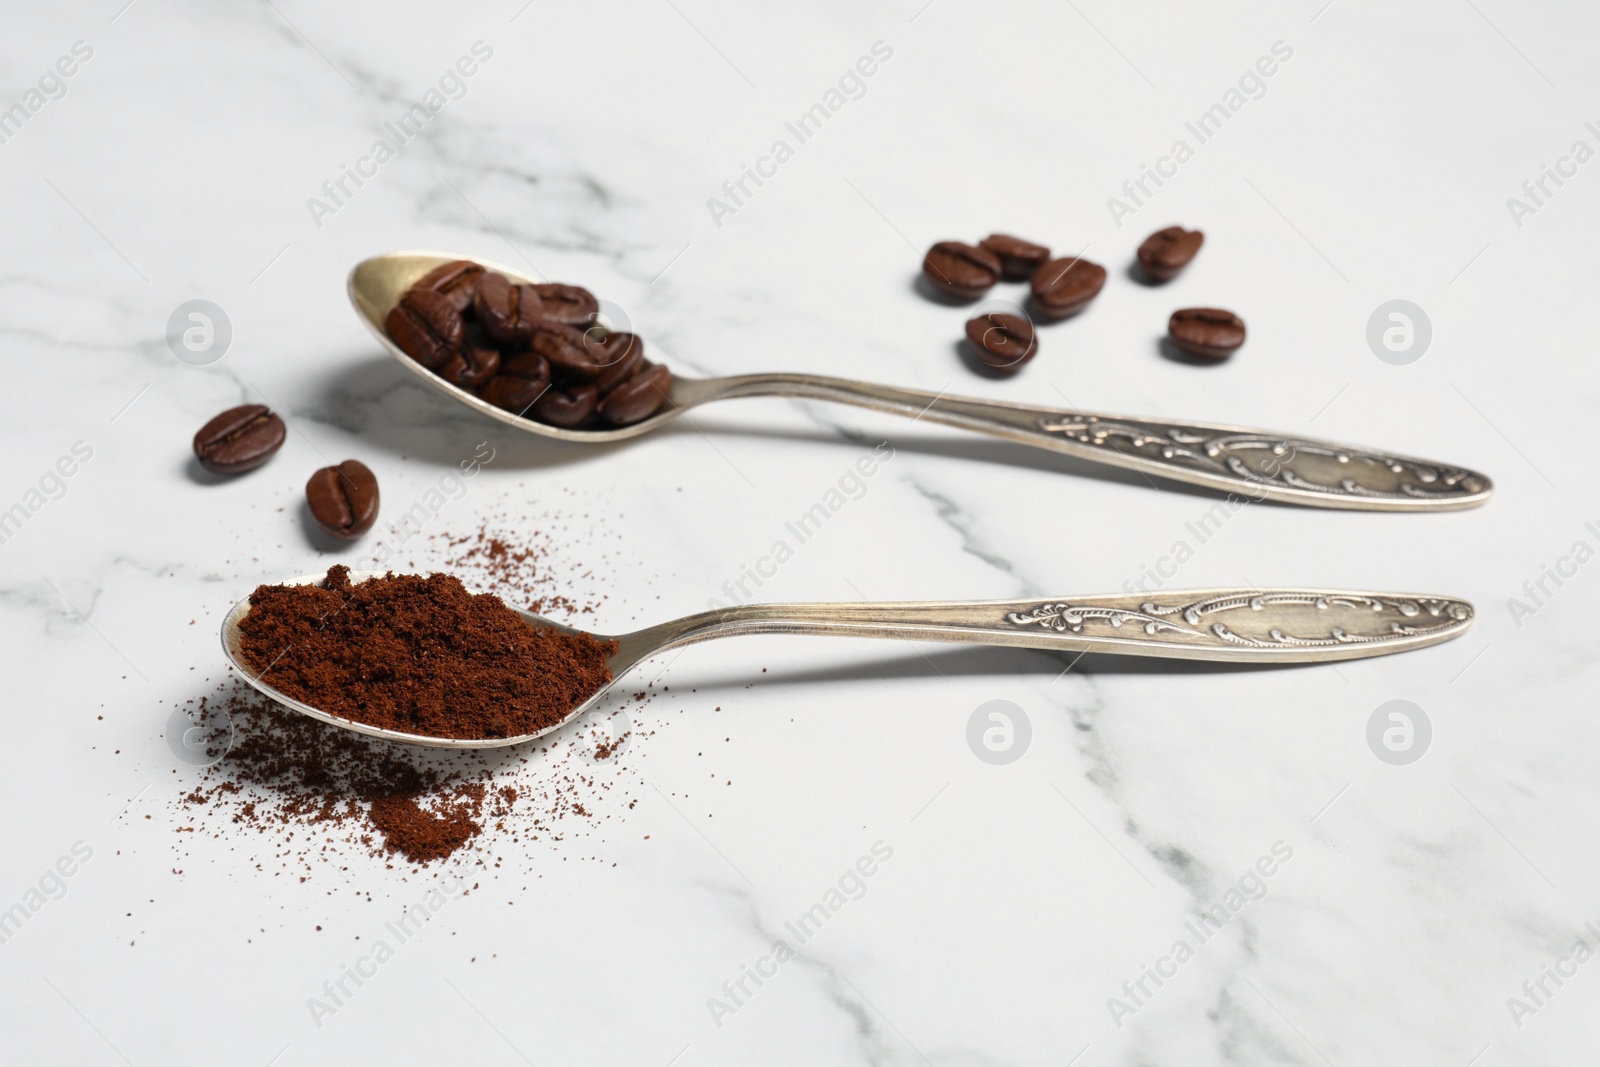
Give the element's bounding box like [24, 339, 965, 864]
[222, 571, 1474, 750]
[350, 251, 1492, 512]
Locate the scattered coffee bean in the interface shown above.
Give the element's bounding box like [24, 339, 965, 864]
[1168, 307, 1245, 359]
[922, 241, 1002, 299]
[411, 260, 486, 312]
[532, 385, 599, 428]
[474, 273, 544, 345]
[599, 363, 672, 425]
[979, 234, 1051, 280]
[305, 460, 380, 540]
[964, 313, 1037, 371]
[193, 404, 286, 474]
[1030, 257, 1106, 318]
[385, 289, 463, 369]
[1137, 226, 1204, 282]
[532, 283, 599, 326]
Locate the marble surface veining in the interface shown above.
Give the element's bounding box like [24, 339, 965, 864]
[0, 1, 1596, 1064]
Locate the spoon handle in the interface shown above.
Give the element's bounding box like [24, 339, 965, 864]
[614, 589, 1473, 666]
[688, 373, 1491, 511]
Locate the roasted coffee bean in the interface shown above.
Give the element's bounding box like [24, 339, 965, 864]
[592, 340, 645, 396]
[437, 343, 501, 390]
[922, 241, 1002, 299]
[979, 234, 1051, 280]
[412, 260, 486, 312]
[599, 363, 672, 426]
[1030, 257, 1107, 318]
[305, 460, 380, 540]
[500, 351, 552, 382]
[473, 273, 544, 345]
[964, 312, 1037, 371]
[386, 288, 464, 368]
[531, 283, 599, 326]
[532, 324, 603, 382]
[193, 404, 286, 474]
[581, 326, 641, 369]
[1137, 226, 1204, 282]
[480, 351, 552, 411]
[481, 374, 551, 413]
[1167, 308, 1245, 359]
[532, 385, 599, 427]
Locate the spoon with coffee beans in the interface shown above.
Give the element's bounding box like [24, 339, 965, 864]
[223, 568, 1474, 750]
[350, 252, 1492, 512]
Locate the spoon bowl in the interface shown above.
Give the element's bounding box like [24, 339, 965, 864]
[223, 570, 1475, 750]
[350, 252, 690, 443]
[220, 571, 642, 750]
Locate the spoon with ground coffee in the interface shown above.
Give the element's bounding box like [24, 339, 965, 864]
[349, 251, 1492, 512]
[222, 568, 1474, 750]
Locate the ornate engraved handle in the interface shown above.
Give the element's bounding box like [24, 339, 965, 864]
[610, 589, 1474, 669]
[684, 374, 1493, 511]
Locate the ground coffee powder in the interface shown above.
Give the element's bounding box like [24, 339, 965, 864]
[237, 566, 616, 741]
[168, 512, 664, 870]
[169, 669, 659, 867]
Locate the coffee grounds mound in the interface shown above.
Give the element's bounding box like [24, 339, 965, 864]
[368, 783, 485, 863]
[169, 515, 670, 872]
[236, 566, 617, 741]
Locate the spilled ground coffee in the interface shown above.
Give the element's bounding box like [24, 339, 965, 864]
[173, 681, 639, 865]
[236, 565, 616, 741]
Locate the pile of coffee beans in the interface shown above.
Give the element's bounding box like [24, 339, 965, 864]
[387, 260, 672, 429]
[921, 224, 1246, 372]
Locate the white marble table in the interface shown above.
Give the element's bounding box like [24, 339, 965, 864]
[1, 1, 1595, 1063]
